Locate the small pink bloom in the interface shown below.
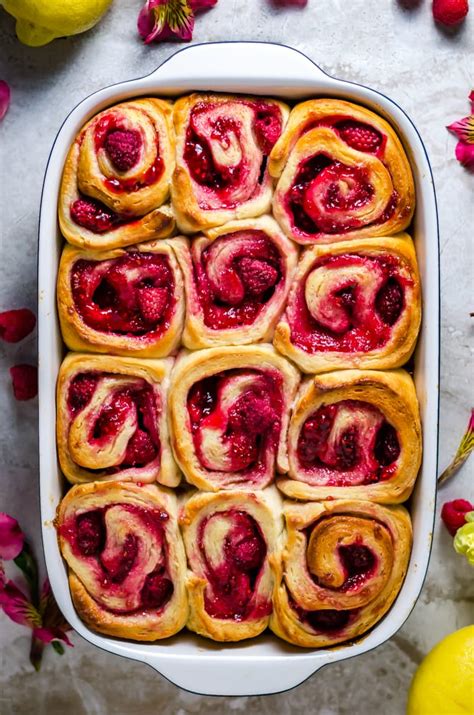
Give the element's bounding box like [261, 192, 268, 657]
[0, 309, 36, 343]
[0, 81, 10, 121]
[38, 579, 73, 646]
[0, 513, 24, 560]
[447, 91, 474, 172]
[9, 364, 38, 401]
[455, 140, 474, 169]
[0, 580, 41, 629]
[138, 0, 217, 43]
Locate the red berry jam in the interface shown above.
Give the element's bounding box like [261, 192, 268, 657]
[335, 120, 383, 154]
[199, 510, 270, 620]
[187, 370, 282, 474]
[194, 231, 283, 330]
[140, 569, 174, 609]
[289, 253, 408, 354]
[70, 196, 123, 233]
[71, 251, 175, 337]
[297, 399, 400, 485]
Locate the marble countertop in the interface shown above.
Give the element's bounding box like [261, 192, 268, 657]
[1, 1, 472, 712]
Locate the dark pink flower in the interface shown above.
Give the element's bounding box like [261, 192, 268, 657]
[0, 579, 41, 629]
[0, 513, 24, 560]
[0, 81, 10, 121]
[447, 91, 474, 171]
[138, 0, 217, 43]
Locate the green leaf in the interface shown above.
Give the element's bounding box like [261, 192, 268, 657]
[52, 641, 65, 656]
[14, 542, 39, 606]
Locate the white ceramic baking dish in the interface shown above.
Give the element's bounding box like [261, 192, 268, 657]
[38, 42, 439, 696]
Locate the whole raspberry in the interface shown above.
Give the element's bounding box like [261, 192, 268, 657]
[433, 0, 469, 25]
[137, 286, 169, 324]
[441, 499, 473, 536]
[124, 429, 157, 466]
[70, 198, 117, 233]
[104, 129, 142, 172]
[337, 120, 382, 153]
[237, 258, 279, 296]
[0, 309, 36, 343]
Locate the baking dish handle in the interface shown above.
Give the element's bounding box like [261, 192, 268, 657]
[139, 41, 333, 91]
[142, 653, 328, 696]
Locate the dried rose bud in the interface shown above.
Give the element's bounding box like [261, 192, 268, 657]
[441, 499, 473, 536]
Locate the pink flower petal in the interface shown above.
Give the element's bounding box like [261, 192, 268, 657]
[447, 115, 474, 144]
[0, 513, 24, 560]
[0, 81, 10, 122]
[455, 140, 474, 170]
[469, 90, 474, 113]
[138, 0, 195, 43]
[0, 580, 41, 629]
[33, 627, 73, 647]
[190, 0, 218, 11]
[271, 0, 308, 6]
[9, 364, 38, 401]
[0, 309, 36, 343]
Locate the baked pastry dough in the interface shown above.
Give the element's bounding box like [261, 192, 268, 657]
[59, 98, 175, 250]
[270, 99, 415, 244]
[173, 215, 298, 348]
[181, 487, 283, 641]
[169, 345, 300, 491]
[172, 93, 289, 232]
[279, 369, 421, 503]
[57, 353, 179, 487]
[57, 240, 184, 357]
[270, 499, 412, 648]
[56, 481, 188, 641]
[274, 234, 421, 373]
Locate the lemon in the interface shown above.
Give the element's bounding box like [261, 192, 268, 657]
[407, 625, 474, 714]
[1, 0, 113, 46]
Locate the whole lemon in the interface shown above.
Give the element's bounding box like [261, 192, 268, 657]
[1, 0, 113, 46]
[407, 625, 474, 714]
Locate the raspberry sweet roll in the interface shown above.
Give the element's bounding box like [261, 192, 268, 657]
[274, 234, 421, 373]
[280, 369, 421, 503]
[57, 353, 179, 487]
[270, 499, 412, 648]
[57, 240, 184, 357]
[169, 345, 300, 491]
[180, 488, 283, 641]
[172, 93, 289, 233]
[59, 99, 175, 250]
[56, 482, 187, 641]
[173, 216, 298, 349]
[269, 99, 415, 245]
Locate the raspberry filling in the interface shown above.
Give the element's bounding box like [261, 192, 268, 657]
[296, 399, 400, 485]
[194, 230, 283, 329]
[183, 100, 282, 204]
[199, 510, 270, 620]
[71, 252, 175, 336]
[339, 543, 376, 590]
[93, 114, 164, 192]
[187, 370, 282, 474]
[288, 591, 355, 633]
[61, 504, 173, 612]
[70, 196, 124, 234]
[289, 253, 408, 354]
[67, 373, 161, 471]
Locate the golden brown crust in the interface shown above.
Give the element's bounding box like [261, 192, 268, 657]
[56, 481, 188, 641]
[273, 233, 421, 373]
[57, 240, 184, 357]
[57, 352, 180, 486]
[270, 499, 412, 647]
[180, 487, 283, 641]
[172, 94, 290, 233]
[169, 345, 300, 491]
[173, 215, 299, 349]
[279, 369, 422, 503]
[269, 99, 415, 244]
[59, 98, 176, 250]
